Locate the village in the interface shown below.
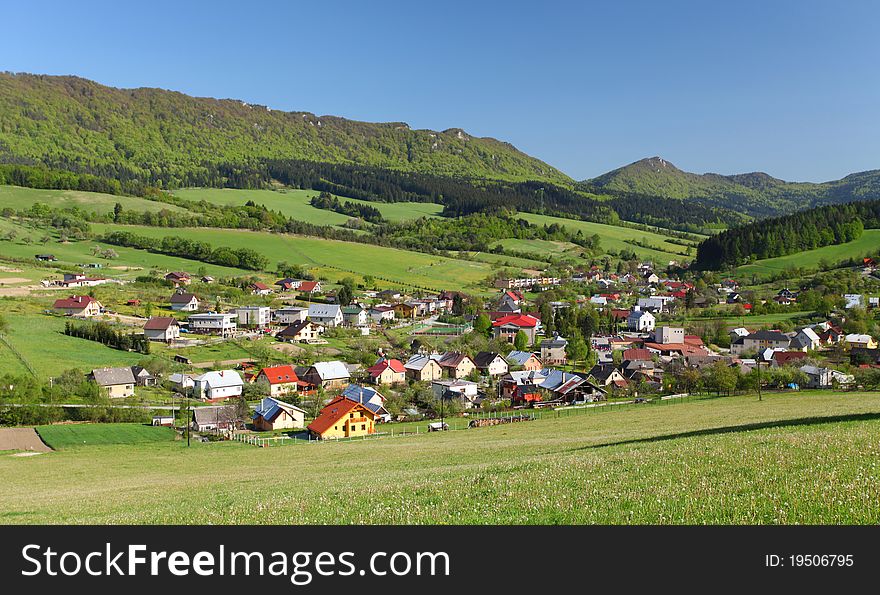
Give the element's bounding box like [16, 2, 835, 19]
[38, 256, 880, 444]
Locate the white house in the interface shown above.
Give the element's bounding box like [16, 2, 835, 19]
[143, 317, 180, 342]
[431, 379, 480, 409]
[192, 370, 243, 401]
[654, 326, 684, 345]
[169, 292, 200, 312]
[791, 327, 821, 352]
[187, 313, 238, 337]
[627, 310, 656, 332]
[235, 306, 271, 327]
[369, 305, 396, 323]
[307, 304, 344, 327]
[844, 294, 864, 309]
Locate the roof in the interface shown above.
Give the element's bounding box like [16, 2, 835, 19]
[165, 271, 190, 279]
[404, 355, 437, 371]
[309, 360, 351, 380]
[746, 330, 791, 342]
[340, 385, 390, 417]
[623, 348, 652, 362]
[505, 351, 538, 366]
[143, 317, 178, 330]
[307, 397, 367, 435]
[299, 281, 320, 292]
[54, 295, 99, 309]
[169, 292, 198, 303]
[434, 352, 474, 368]
[193, 370, 243, 389]
[846, 334, 874, 343]
[773, 351, 807, 365]
[253, 397, 305, 422]
[472, 352, 503, 368]
[193, 405, 235, 426]
[367, 359, 406, 377]
[341, 305, 364, 315]
[277, 320, 320, 337]
[492, 314, 539, 328]
[91, 367, 136, 386]
[541, 337, 568, 349]
[259, 365, 299, 385]
[308, 304, 341, 318]
[250, 282, 270, 290]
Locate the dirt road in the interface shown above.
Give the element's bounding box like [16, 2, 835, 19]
[0, 428, 53, 452]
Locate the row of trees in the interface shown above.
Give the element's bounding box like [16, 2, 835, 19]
[101, 231, 269, 270]
[309, 192, 385, 223]
[695, 199, 880, 269]
[64, 320, 150, 354]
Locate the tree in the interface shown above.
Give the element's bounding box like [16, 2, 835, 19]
[565, 336, 588, 370]
[514, 330, 529, 351]
[336, 284, 353, 306]
[113, 202, 123, 223]
[473, 313, 491, 336]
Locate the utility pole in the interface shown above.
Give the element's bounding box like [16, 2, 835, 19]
[186, 401, 191, 447]
[757, 361, 763, 402]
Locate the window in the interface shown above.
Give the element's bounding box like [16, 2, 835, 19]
[350, 413, 354, 418]
[334, 426, 338, 431]
[361, 424, 366, 431]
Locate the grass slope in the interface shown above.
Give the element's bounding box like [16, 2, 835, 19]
[0, 185, 187, 215]
[36, 423, 175, 449]
[2, 391, 879, 524]
[736, 230, 880, 280]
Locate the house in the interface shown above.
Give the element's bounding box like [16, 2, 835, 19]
[274, 307, 308, 325]
[369, 305, 396, 323]
[201, 275, 215, 284]
[58, 273, 107, 287]
[275, 278, 302, 291]
[298, 280, 322, 295]
[636, 297, 667, 312]
[342, 305, 368, 326]
[790, 327, 821, 352]
[627, 310, 655, 332]
[187, 313, 237, 337]
[165, 271, 191, 286]
[341, 384, 392, 422]
[492, 314, 540, 345]
[301, 361, 351, 390]
[307, 304, 343, 327]
[404, 354, 443, 382]
[91, 367, 136, 398]
[497, 291, 523, 313]
[393, 302, 418, 319]
[588, 364, 629, 390]
[432, 379, 480, 408]
[307, 396, 377, 440]
[643, 271, 660, 284]
[131, 366, 157, 387]
[366, 359, 407, 385]
[249, 282, 273, 296]
[654, 327, 685, 345]
[771, 351, 808, 367]
[729, 327, 751, 340]
[501, 369, 605, 405]
[845, 334, 878, 350]
[252, 397, 306, 431]
[589, 295, 608, 307]
[472, 352, 509, 376]
[817, 325, 845, 345]
[623, 348, 653, 363]
[505, 350, 543, 371]
[53, 295, 103, 317]
[255, 365, 299, 397]
[377, 289, 404, 302]
[169, 292, 200, 312]
[540, 336, 568, 366]
[192, 370, 244, 401]
[191, 405, 238, 432]
[799, 365, 854, 389]
[276, 320, 324, 342]
[730, 330, 792, 356]
[433, 352, 477, 379]
[169, 372, 196, 391]
[151, 415, 174, 427]
[235, 306, 271, 328]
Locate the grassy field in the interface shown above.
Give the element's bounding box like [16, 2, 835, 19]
[90, 223, 497, 292]
[737, 230, 880, 279]
[172, 187, 444, 224]
[2, 391, 879, 524]
[517, 213, 694, 262]
[36, 423, 175, 449]
[0, 185, 188, 215]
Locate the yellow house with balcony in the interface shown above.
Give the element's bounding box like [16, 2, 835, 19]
[307, 396, 377, 440]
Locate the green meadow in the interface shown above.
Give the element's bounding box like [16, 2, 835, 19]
[516, 213, 695, 262]
[172, 187, 444, 224]
[0, 185, 187, 215]
[736, 230, 880, 280]
[1, 391, 879, 524]
[36, 423, 175, 449]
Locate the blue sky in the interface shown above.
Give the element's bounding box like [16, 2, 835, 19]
[3, 0, 878, 182]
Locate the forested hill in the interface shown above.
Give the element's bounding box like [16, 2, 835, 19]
[0, 72, 571, 187]
[694, 199, 880, 270]
[581, 156, 880, 218]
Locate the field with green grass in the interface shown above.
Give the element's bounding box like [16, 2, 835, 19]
[172, 187, 443, 224]
[0, 185, 187, 215]
[2, 391, 879, 524]
[35, 423, 175, 449]
[736, 230, 880, 280]
[516, 213, 696, 262]
[90, 223, 497, 292]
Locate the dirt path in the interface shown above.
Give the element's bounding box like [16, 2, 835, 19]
[0, 428, 53, 452]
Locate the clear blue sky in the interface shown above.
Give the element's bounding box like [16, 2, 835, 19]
[3, 0, 878, 182]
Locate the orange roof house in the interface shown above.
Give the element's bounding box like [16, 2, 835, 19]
[307, 396, 377, 440]
[256, 365, 299, 397]
[366, 359, 406, 385]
